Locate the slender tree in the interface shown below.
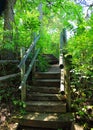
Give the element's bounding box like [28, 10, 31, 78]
[3, 0, 17, 42]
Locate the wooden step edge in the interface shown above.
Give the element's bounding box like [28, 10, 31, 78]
[34, 72, 60, 74]
[27, 88, 60, 94]
[27, 85, 60, 90]
[28, 86, 60, 90]
[13, 118, 73, 129]
[12, 113, 74, 129]
[35, 79, 60, 82]
[27, 94, 67, 101]
[13, 112, 74, 122]
[27, 85, 60, 88]
[25, 102, 67, 113]
[26, 101, 66, 106]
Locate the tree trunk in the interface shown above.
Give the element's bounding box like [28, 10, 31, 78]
[3, 0, 16, 42]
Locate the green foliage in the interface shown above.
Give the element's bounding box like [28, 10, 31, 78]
[13, 100, 26, 114]
[0, 1, 93, 128]
[13, 9, 40, 48]
[0, 84, 26, 114]
[0, 0, 84, 56]
[67, 19, 93, 75]
[0, 87, 15, 102]
[66, 12, 93, 128]
[36, 54, 49, 72]
[23, 11, 40, 31]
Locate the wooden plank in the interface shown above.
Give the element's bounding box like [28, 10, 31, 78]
[34, 72, 60, 79]
[33, 79, 60, 87]
[0, 72, 20, 81]
[27, 93, 66, 101]
[28, 86, 59, 94]
[14, 119, 72, 129]
[18, 35, 40, 69]
[26, 101, 66, 113]
[13, 113, 73, 129]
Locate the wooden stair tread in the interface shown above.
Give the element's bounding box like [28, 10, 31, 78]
[35, 72, 60, 74]
[28, 86, 59, 93]
[14, 112, 73, 121]
[26, 101, 65, 106]
[28, 93, 61, 96]
[35, 79, 60, 82]
[42, 54, 59, 64]
[47, 64, 60, 72]
[34, 72, 60, 79]
[13, 112, 74, 129]
[33, 79, 60, 87]
[28, 86, 59, 94]
[26, 101, 66, 112]
[27, 93, 66, 101]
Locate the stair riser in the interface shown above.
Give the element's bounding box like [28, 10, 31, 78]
[27, 96, 63, 101]
[15, 119, 72, 129]
[29, 88, 59, 94]
[33, 81, 60, 87]
[26, 105, 66, 113]
[34, 73, 60, 79]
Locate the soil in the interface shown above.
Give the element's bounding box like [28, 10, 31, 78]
[0, 78, 20, 130]
[0, 103, 18, 130]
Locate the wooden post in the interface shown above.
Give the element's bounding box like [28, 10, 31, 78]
[20, 47, 26, 101]
[64, 56, 71, 111]
[60, 30, 65, 92]
[60, 28, 71, 111]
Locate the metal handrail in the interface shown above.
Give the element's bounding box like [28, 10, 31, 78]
[19, 34, 40, 101]
[18, 34, 40, 69]
[20, 48, 40, 89]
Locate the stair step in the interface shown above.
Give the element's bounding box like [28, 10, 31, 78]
[43, 54, 59, 64]
[33, 79, 60, 87]
[13, 112, 74, 129]
[28, 86, 59, 94]
[26, 101, 66, 113]
[27, 93, 66, 101]
[48, 64, 60, 72]
[34, 72, 60, 79]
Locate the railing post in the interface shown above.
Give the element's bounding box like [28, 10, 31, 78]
[20, 47, 26, 101]
[64, 55, 71, 112]
[60, 28, 71, 111]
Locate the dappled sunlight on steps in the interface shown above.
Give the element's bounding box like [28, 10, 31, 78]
[13, 54, 74, 130]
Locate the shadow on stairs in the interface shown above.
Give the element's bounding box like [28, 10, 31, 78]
[13, 54, 74, 130]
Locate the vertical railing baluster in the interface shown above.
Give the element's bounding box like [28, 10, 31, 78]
[20, 47, 26, 101]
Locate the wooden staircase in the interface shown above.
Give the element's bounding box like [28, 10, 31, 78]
[14, 54, 73, 130]
[26, 64, 66, 113]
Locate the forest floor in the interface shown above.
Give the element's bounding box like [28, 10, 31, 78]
[0, 102, 19, 130]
